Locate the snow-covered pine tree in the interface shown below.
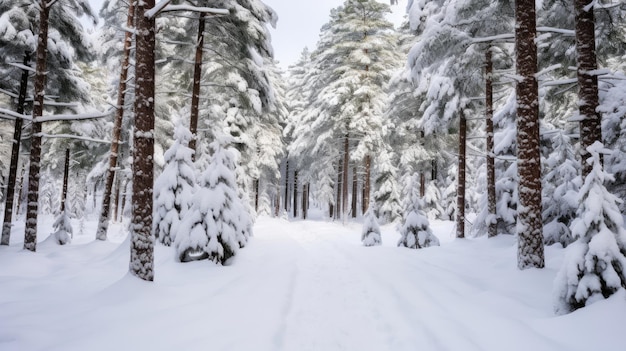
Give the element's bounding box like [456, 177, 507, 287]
[554, 142, 626, 314]
[373, 148, 402, 223]
[361, 202, 382, 247]
[153, 120, 196, 246]
[176, 138, 248, 264]
[542, 130, 579, 247]
[398, 174, 440, 249]
[51, 211, 73, 245]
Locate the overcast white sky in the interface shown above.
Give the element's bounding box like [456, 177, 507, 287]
[87, 0, 408, 67]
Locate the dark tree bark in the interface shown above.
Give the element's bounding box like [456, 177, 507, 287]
[456, 113, 466, 239]
[130, 0, 156, 281]
[60, 149, 70, 212]
[486, 49, 497, 238]
[335, 157, 343, 220]
[431, 159, 437, 183]
[419, 171, 425, 198]
[1, 52, 30, 246]
[284, 159, 289, 211]
[254, 178, 260, 212]
[362, 155, 371, 214]
[302, 183, 308, 220]
[24, 1, 51, 252]
[293, 170, 298, 218]
[97, 0, 135, 241]
[575, 0, 601, 176]
[274, 184, 280, 217]
[351, 166, 358, 218]
[342, 134, 349, 218]
[515, 0, 545, 269]
[113, 175, 121, 222]
[188, 11, 206, 155]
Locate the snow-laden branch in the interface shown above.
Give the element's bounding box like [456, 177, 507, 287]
[0, 107, 29, 121]
[35, 109, 113, 123]
[472, 33, 514, 44]
[35, 133, 111, 144]
[540, 78, 578, 87]
[8, 62, 36, 73]
[42, 100, 79, 108]
[145, 0, 228, 19]
[0, 88, 18, 98]
[536, 27, 575, 36]
[535, 64, 563, 78]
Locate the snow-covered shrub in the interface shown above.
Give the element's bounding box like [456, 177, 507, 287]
[362, 204, 382, 247]
[553, 142, 626, 314]
[52, 211, 73, 245]
[398, 174, 439, 249]
[175, 139, 249, 264]
[153, 122, 196, 246]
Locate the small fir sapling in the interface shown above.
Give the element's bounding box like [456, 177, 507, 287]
[153, 121, 196, 246]
[52, 211, 73, 245]
[553, 142, 626, 314]
[362, 202, 382, 246]
[398, 174, 440, 249]
[175, 138, 247, 264]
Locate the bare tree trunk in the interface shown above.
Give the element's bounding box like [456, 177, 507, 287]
[130, 0, 156, 281]
[113, 175, 121, 222]
[284, 159, 289, 212]
[188, 11, 206, 155]
[335, 157, 342, 220]
[1, 52, 30, 245]
[575, 0, 601, 176]
[24, 1, 51, 252]
[456, 113, 466, 239]
[431, 159, 437, 182]
[342, 134, 349, 218]
[293, 170, 298, 218]
[351, 166, 357, 218]
[420, 171, 425, 198]
[96, 0, 135, 241]
[254, 178, 259, 213]
[302, 184, 308, 220]
[515, 0, 544, 269]
[486, 49, 497, 238]
[274, 184, 280, 217]
[362, 155, 371, 214]
[60, 149, 70, 212]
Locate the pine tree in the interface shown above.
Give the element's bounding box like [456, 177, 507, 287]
[51, 211, 73, 245]
[361, 203, 382, 247]
[176, 139, 246, 264]
[153, 120, 196, 246]
[398, 174, 440, 249]
[554, 142, 626, 314]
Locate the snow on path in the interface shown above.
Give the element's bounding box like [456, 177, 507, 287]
[0, 216, 624, 350]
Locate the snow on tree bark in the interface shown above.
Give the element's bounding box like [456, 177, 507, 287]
[24, 1, 50, 252]
[188, 11, 206, 155]
[515, 0, 545, 269]
[575, 0, 602, 177]
[97, 0, 135, 242]
[129, 0, 155, 281]
[1, 52, 29, 246]
[456, 113, 466, 239]
[485, 49, 497, 238]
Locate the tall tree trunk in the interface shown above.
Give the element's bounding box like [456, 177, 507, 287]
[575, 0, 601, 176]
[335, 157, 343, 220]
[113, 175, 121, 222]
[486, 49, 497, 238]
[515, 0, 545, 269]
[362, 155, 371, 214]
[456, 113, 466, 239]
[342, 134, 349, 218]
[293, 170, 298, 218]
[302, 183, 308, 220]
[188, 11, 206, 155]
[1, 52, 30, 245]
[96, 0, 135, 241]
[419, 171, 425, 198]
[431, 159, 437, 182]
[130, 0, 156, 281]
[60, 149, 70, 212]
[284, 159, 289, 211]
[24, 1, 51, 252]
[274, 184, 280, 217]
[351, 166, 358, 218]
[254, 178, 259, 213]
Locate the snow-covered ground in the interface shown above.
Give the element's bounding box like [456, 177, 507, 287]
[1, 214, 624, 351]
